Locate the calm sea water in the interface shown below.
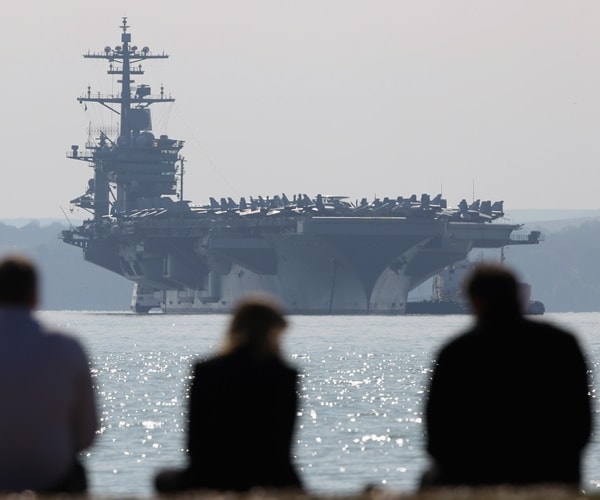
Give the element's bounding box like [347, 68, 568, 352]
[36, 311, 600, 498]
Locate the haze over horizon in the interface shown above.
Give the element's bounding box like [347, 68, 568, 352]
[2, 1, 600, 219]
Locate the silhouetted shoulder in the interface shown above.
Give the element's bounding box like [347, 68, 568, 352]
[439, 318, 581, 352]
[40, 328, 91, 370]
[506, 318, 586, 357]
[522, 318, 579, 340]
[193, 350, 298, 382]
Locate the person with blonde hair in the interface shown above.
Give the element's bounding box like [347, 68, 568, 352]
[155, 295, 303, 493]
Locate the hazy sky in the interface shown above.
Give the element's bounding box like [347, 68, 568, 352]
[2, 1, 600, 219]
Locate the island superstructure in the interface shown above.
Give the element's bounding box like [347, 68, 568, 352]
[61, 18, 542, 314]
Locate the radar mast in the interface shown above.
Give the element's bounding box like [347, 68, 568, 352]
[68, 17, 184, 217]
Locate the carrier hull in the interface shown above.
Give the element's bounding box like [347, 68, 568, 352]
[64, 213, 539, 314]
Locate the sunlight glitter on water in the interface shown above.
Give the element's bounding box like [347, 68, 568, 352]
[36, 311, 600, 498]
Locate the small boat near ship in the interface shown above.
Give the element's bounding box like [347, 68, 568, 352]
[406, 260, 545, 315]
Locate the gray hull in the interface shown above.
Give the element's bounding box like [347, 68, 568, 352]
[70, 215, 538, 315]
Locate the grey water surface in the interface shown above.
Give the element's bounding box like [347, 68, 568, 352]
[38, 311, 600, 498]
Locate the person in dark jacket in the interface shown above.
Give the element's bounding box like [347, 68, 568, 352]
[0, 255, 98, 493]
[420, 264, 593, 490]
[154, 295, 304, 493]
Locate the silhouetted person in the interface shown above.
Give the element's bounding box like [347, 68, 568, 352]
[154, 296, 304, 493]
[0, 255, 98, 493]
[421, 264, 592, 490]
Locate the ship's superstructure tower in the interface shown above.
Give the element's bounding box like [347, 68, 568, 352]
[67, 17, 183, 217]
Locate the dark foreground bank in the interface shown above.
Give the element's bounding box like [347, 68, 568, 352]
[2, 485, 597, 499]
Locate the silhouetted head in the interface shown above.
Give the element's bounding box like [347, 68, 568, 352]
[465, 264, 522, 320]
[0, 255, 38, 309]
[224, 295, 288, 357]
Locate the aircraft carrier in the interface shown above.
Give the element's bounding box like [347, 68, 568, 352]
[61, 18, 542, 314]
